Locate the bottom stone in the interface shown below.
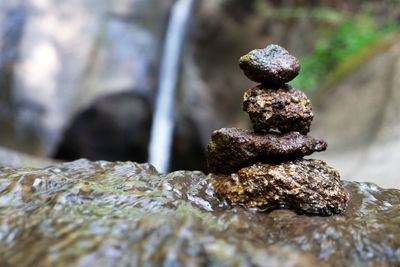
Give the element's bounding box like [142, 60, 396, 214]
[213, 159, 348, 216]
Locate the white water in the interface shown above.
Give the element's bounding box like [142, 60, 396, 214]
[148, 0, 194, 173]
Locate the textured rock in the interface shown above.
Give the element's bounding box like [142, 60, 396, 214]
[0, 159, 399, 266]
[238, 44, 300, 84]
[213, 159, 348, 215]
[243, 84, 313, 134]
[207, 128, 327, 174]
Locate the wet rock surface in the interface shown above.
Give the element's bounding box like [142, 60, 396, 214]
[213, 159, 348, 215]
[208, 128, 327, 174]
[238, 44, 300, 84]
[0, 159, 399, 266]
[243, 84, 313, 134]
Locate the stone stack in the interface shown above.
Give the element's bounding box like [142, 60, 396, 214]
[207, 45, 348, 216]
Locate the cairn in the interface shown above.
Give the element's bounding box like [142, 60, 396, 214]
[208, 45, 348, 216]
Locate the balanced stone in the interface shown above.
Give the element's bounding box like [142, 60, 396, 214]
[242, 84, 313, 134]
[213, 159, 348, 216]
[239, 44, 300, 84]
[207, 128, 327, 174]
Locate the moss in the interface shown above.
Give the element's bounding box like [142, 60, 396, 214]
[291, 13, 399, 92]
[263, 45, 279, 57]
[323, 33, 400, 87]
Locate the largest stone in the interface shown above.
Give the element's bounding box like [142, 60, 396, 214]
[213, 159, 348, 216]
[207, 128, 326, 174]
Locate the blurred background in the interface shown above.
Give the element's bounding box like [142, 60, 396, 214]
[0, 0, 399, 187]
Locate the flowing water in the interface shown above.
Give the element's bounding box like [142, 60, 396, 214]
[148, 0, 195, 173]
[0, 159, 400, 266]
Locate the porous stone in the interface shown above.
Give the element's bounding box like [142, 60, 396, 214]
[213, 159, 348, 216]
[242, 84, 313, 134]
[238, 44, 300, 84]
[207, 128, 327, 174]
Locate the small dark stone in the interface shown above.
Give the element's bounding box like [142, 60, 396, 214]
[207, 128, 327, 174]
[238, 44, 300, 84]
[242, 84, 313, 134]
[213, 159, 349, 216]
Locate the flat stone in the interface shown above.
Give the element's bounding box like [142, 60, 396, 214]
[207, 128, 327, 174]
[238, 44, 300, 84]
[213, 159, 348, 216]
[242, 84, 313, 134]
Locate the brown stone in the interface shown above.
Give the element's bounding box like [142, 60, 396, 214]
[213, 159, 348, 216]
[207, 128, 327, 174]
[242, 84, 313, 134]
[238, 44, 300, 84]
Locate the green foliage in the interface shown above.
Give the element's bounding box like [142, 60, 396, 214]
[256, 5, 346, 24]
[291, 13, 398, 92]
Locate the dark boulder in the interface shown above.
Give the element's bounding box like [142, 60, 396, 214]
[54, 92, 152, 163]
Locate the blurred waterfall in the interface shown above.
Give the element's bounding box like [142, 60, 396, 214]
[148, 0, 194, 173]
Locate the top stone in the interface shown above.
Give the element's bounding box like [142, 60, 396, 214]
[239, 44, 300, 85]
